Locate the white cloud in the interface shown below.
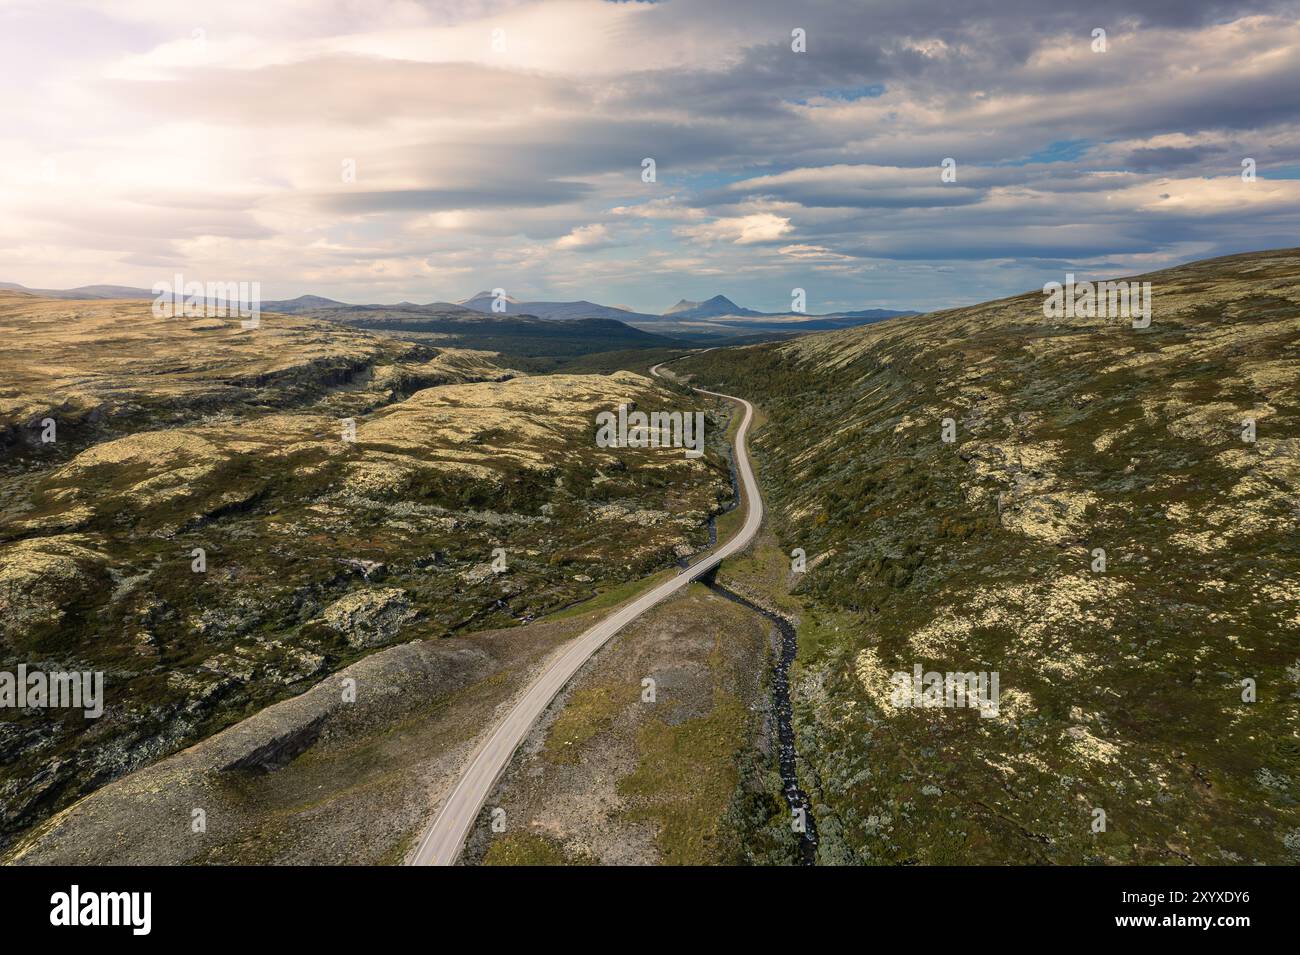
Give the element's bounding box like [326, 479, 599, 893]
[678, 213, 792, 245]
[554, 222, 613, 250]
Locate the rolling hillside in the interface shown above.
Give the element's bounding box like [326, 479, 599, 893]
[0, 293, 733, 849]
[676, 248, 1300, 864]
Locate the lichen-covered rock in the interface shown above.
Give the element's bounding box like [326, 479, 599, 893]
[0, 535, 108, 646]
[322, 588, 418, 648]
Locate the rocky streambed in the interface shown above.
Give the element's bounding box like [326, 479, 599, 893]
[704, 577, 819, 865]
[685, 400, 820, 864]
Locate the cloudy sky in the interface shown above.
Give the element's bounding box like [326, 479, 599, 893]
[2, 0, 1298, 312]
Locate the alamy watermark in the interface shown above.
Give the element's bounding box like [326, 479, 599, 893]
[50, 885, 150, 935]
[1043, 273, 1151, 328]
[152, 273, 261, 329]
[596, 404, 704, 458]
[889, 664, 999, 718]
[1, 665, 104, 718]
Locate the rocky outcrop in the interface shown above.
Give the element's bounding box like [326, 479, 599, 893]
[322, 588, 417, 648]
[0, 535, 109, 647]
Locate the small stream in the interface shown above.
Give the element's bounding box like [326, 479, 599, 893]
[679, 410, 819, 865]
[702, 576, 820, 865]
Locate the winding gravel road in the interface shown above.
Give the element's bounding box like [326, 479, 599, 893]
[407, 362, 760, 865]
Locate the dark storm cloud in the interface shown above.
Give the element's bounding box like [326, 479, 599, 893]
[1124, 146, 1220, 171]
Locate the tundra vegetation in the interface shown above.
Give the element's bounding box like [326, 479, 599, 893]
[677, 248, 1300, 864]
[466, 582, 797, 867]
[0, 291, 730, 850]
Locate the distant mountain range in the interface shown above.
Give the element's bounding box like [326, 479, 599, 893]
[458, 291, 661, 323]
[0, 281, 916, 339]
[454, 289, 914, 328]
[0, 283, 357, 315]
[0, 282, 159, 300]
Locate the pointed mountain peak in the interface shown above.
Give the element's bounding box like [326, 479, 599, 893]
[663, 294, 750, 318]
